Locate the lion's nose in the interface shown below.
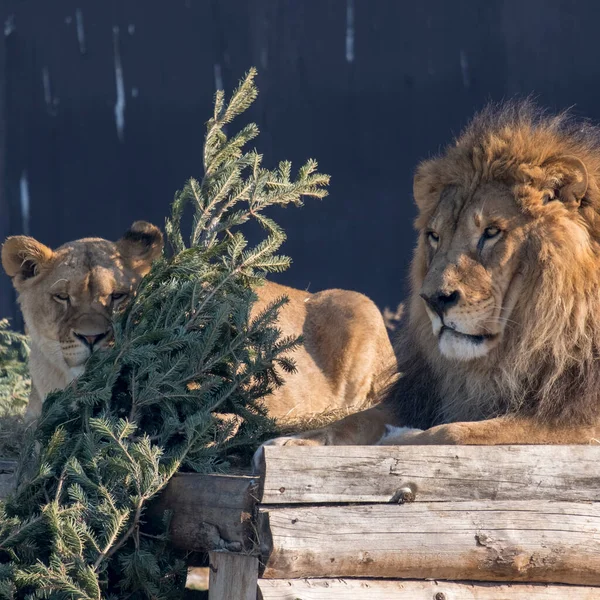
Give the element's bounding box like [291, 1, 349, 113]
[73, 330, 111, 349]
[420, 290, 460, 317]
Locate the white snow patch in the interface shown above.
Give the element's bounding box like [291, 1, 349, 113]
[376, 425, 423, 445]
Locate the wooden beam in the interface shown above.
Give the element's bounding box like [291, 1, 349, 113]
[208, 551, 258, 600]
[148, 473, 258, 552]
[259, 501, 600, 584]
[0, 460, 15, 499]
[257, 579, 600, 599]
[260, 445, 600, 504]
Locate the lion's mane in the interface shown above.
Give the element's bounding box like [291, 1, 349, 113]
[394, 100, 600, 428]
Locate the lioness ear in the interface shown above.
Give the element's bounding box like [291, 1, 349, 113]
[1, 236, 54, 282]
[542, 155, 588, 208]
[117, 221, 163, 275]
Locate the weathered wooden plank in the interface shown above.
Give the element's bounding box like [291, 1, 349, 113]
[257, 578, 600, 599]
[259, 501, 600, 584]
[208, 552, 258, 600]
[0, 460, 16, 499]
[260, 445, 600, 504]
[149, 473, 258, 552]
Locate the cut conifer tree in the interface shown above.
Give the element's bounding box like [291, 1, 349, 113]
[0, 67, 329, 599]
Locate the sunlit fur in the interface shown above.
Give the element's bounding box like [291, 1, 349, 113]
[2, 226, 396, 423]
[2, 222, 163, 419]
[401, 99, 600, 427]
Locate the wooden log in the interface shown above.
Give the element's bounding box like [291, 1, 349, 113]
[149, 473, 258, 552]
[257, 578, 600, 599]
[259, 445, 600, 504]
[208, 551, 258, 600]
[258, 501, 600, 584]
[0, 460, 16, 499]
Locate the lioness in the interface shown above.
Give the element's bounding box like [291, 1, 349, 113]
[261, 100, 600, 449]
[1, 222, 395, 421]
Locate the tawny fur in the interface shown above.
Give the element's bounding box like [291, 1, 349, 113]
[408, 99, 600, 427]
[252, 281, 396, 419]
[259, 100, 600, 450]
[2, 225, 396, 422]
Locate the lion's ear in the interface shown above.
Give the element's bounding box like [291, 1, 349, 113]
[413, 159, 443, 211]
[542, 155, 588, 208]
[1, 236, 54, 282]
[117, 221, 163, 275]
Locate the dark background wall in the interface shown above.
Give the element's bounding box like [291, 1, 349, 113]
[1, 0, 599, 324]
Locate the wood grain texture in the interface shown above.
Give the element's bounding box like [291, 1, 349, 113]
[208, 552, 258, 600]
[259, 501, 600, 584]
[149, 473, 258, 552]
[260, 445, 600, 504]
[257, 578, 600, 599]
[0, 460, 16, 499]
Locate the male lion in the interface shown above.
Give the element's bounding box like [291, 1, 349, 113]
[2, 222, 395, 421]
[260, 100, 600, 450]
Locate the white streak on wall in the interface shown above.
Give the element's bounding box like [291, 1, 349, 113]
[75, 9, 86, 54]
[4, 15, 15, 36]
[42, 67, 52, 106]
[112, 26, 126, 142]
[19, 171, 30, 236]
[214, 63, 223, 91]
[460, 49, 470, 88]
[260, 46, 268, 69]
[345, 0, 355, 63]
[42, 67, 58, 115]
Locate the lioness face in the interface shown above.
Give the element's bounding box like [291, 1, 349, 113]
[413, 148, 590, 362]
[2, 221, 163, 377]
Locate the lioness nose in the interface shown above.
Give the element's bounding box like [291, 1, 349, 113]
[420, 290, 460, 317]
[73, 331, 110, 349]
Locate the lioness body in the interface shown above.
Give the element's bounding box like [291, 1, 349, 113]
[2, 224, 395, 421]
[261, 100, 600, 451]
[252, 280, 395, 419]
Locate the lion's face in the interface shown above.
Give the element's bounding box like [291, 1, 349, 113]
[2, 221, 163, 377]
[414, 183, 527, 361]
[412, 153, 589, 362]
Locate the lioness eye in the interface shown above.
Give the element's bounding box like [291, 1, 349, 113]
[483, 226, 501, 239]
[111, 292, 127, 301]
[53, 293, 69, 302]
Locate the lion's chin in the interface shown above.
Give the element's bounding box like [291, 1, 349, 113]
[438, 326, 498, 361]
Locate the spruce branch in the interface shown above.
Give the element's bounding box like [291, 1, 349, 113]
[0, 67, 329, 599]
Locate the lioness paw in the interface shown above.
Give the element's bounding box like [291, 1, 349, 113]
[252, 433, 327, 473]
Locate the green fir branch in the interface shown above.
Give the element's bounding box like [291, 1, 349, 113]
[0, 68, 329, 599]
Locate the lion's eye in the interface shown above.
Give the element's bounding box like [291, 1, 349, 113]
[111, 292, 127, 302]
[427, 231, 440, 245]
[483, 226, 501, 239]
[53, 293, 69, 303]
[543, 190, 557, 205]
